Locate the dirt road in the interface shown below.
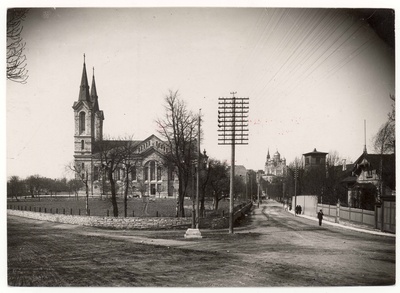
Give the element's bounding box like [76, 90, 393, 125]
[7, 200, 395, 286]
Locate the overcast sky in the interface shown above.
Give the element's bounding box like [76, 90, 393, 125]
[5, 3, 396, 179]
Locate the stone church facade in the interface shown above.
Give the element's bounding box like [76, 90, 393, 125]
[264, 149, 287, 182]
[72, 57, 177, 197]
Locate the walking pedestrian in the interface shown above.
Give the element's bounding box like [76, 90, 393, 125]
[317, 209, 324, 226]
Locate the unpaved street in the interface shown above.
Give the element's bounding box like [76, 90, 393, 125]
[7, 200, 395, 286]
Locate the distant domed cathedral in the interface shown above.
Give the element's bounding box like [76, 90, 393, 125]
[72, 56, 177, 197]
[264, 149, 287, 182]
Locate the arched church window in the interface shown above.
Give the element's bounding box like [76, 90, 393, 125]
[79, 112, 86, 133]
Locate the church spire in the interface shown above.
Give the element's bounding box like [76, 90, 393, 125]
[91, 67, 98, 99]
[91, 67, 99, 112]
[78, 53, 90, 102]
[267, 148, 270, 160]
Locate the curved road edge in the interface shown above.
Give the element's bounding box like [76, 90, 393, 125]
[260, 200, 395, 238]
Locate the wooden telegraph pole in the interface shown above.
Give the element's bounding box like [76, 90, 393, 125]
[218, 92, 249, 234]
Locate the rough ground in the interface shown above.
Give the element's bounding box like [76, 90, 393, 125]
[7, 200, 395, 287]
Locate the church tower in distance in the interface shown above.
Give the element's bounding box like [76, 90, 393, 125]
[72, 55, 104, 178]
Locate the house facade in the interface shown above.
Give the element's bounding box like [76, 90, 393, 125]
[347, 151, 395, 210]
[72, 57, 177, 197]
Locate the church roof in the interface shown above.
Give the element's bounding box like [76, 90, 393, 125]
[91, 135, 169, 157]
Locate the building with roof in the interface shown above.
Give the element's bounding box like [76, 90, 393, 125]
[72, 57, 177, 197]
[264, 149, 287, 182]
[303, 148, 328, 171]
[346, 151, 395, 210]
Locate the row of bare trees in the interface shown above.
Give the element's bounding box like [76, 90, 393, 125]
[7, 175, 84, 200]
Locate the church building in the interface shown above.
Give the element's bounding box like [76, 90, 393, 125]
[72, 56, 177, 197]
[264, 149, 287, 182]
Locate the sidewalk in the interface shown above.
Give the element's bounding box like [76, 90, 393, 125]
[289, 210, 395, 238]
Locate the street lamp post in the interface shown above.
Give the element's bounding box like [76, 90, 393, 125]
[184, 109, 203, 238]
[191, 163, 195, 228]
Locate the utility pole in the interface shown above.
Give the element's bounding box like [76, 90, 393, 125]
[218, 92, 249, 234]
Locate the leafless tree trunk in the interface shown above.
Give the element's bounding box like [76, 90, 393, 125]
[97, 137, 139, 217]
[68, 163, 90, 215]
[124, 170, 129, 217]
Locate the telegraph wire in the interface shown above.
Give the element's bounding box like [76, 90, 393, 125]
[276, 13, 363, 98]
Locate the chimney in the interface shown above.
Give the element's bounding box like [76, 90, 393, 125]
[342, 159, 346, 171]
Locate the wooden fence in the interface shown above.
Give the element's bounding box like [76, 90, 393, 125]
[317, 201, 395, 233]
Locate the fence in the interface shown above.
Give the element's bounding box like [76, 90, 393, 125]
[6, 204, 177, 218]
[317, 203, 395, 233]
[293, 195, 395, 233]
[317, 203, 375, 226]
[6, 201, 253, 230]
[376, 197, 396, 233]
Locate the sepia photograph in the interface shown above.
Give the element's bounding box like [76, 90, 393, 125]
[4, 0, 397, 290]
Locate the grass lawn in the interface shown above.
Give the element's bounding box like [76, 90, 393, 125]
[7, 196, 241, 218]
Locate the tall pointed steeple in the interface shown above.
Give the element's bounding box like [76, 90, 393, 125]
[78, 54, 91, 102]
[267, 148, 270, 160]
[363, 120, 368, 154]
[91, 67, 99, 112]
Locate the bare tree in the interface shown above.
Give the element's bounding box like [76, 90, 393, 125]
[7, 8, 29, 83]
[68, 179, 84, 199]
[373, 95, 395, 155]
[325, 151, 352, 204]
[96, 138, 129, 217]
[373, 94, 395, 199]
[155, 90, 199, 217]
[205, 159, 230, 210]
[68, 162, 90, 215]
[7, 176, 26, 200]
[99, 136, 148, 217]
[25, 174, 44, 198]
[118, 138, 141, 217]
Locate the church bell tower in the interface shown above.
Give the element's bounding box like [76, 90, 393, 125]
[72, 55, 104, 178]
